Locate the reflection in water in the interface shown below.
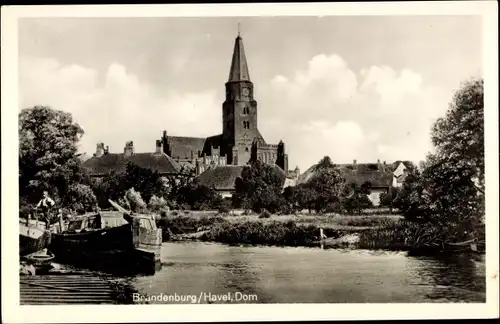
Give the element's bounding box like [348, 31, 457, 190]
[129, 242, 485, 304]
[407, 254, 486, 302]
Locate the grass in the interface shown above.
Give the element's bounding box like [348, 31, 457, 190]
[200, 220, 341, 247]
[358, 219, 486, 253]
[155, 209, 484, 254]
[156, 210, 401, 246]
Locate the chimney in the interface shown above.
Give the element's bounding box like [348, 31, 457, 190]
[95, 143, 104, 157]
[353, 159, 357, 170]
[383, 160, 387, 172]
[124, 141, 134, 156]
[155, 140, 162, 154]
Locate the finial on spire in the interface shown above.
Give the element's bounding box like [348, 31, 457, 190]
[237, 22, 241, 37]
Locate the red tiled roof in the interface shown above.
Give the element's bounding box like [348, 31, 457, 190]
[82, 152, 182, 176]
[197, 164, 287, 191]
[197, 165, 245, 190]
[298, 163, 393, 188]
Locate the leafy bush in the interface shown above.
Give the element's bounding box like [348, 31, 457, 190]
[200, 220, 338, 247]
[341, 182, 373, 215]
[157, 215, 227, 235]
[358, 219, 447, 250]
[259, 209, 271, 218]
[148, 195, 170, 213]
[124, 188, 147, 213]
[218, 205, 231, 214]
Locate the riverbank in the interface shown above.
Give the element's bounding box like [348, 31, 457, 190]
[156, 211, 484, 254]
[157, 212, 400, 248]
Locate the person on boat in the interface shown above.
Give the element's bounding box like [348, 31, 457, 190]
[35, 190, 55, 229]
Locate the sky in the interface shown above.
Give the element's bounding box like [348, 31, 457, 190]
[18, 15, 483, 171]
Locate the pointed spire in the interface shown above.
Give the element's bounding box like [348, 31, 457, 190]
[228, 30, 250, 82]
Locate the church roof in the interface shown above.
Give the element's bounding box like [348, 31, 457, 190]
[203, 134, 223, 152]
[228, 35, 251, 82]
[167, 136, 207, 159]
[82, 152, 182, 176]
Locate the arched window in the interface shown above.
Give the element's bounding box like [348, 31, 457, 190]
[243, 121, 249, 129]
[245, 147, 249, 152]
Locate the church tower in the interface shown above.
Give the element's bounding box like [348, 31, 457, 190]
[222, 31, 258, 165]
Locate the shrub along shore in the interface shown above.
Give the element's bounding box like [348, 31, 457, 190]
[155, 212, 485, 254]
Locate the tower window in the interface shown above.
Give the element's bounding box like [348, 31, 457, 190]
[245, 147, 249, 152]
[243, 107, 249, 114]
[243, 121, 250, 129]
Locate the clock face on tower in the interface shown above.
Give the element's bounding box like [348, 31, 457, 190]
[242, 88, 249, 96]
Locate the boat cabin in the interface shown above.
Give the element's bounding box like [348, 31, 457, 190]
[64, 211, 158, 233]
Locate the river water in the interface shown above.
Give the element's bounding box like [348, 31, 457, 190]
[125, 242, 485, 303]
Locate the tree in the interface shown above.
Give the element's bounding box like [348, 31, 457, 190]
[19, 106, 89, 205]
[176, 178, 224, 210]
[342, 182, 373, 215]
[424, 78, 484, 239]
[305, 160, 345, 214]
[419, 154, 483, 239]
[393, 168, 429, 221]
[393, 78, 484, 242]
[63, 183, 98, 214]
[315, 156, 335, 170]
[234, 160, 284, 213]
[379, 187, 400, 212]
[431, 78, 484, 194]
[94, 163, 174, 208]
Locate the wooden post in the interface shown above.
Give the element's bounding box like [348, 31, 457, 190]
[58, 211, 64, 234]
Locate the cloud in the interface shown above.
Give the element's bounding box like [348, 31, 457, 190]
[19, 56, 222, 156]
[259, 53, 450, 170]
[19, 53, 451, 172]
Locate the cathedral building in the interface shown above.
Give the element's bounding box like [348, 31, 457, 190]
[83, 33, 298, 195]
[159, 32, 290, 174]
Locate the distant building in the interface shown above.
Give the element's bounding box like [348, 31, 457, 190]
[298, 159, 394, 206]
[196, 164, 290, 198]
[82, 141, 182, 180]
[390, 160, 414, 187]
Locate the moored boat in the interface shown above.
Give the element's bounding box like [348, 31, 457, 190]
[49, 200, 162, 274]
[19, 218, 52, 256]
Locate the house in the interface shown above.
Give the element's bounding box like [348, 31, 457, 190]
[390, 160, 414, 187]
[82, 141, 182, 181]
[297, 159, 394, 206]
[196, 164, 290, 198]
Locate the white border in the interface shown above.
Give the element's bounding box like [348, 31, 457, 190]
[2, 2, 499, 322]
